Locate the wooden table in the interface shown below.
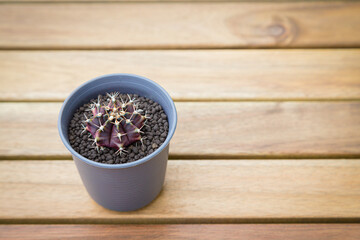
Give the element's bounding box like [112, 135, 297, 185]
[0, 1, 360, 239]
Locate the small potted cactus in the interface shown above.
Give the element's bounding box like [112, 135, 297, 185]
[58, 74, 177, 211]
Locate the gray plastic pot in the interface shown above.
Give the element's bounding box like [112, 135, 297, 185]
[58, 73, 177, 211]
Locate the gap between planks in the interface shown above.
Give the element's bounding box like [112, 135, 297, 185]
[1, 218, 360, 224]
[2, 155, 360, 161]
[2, 99, 360, 103]
[0, 0, 351, 3]
[2, 46, 360, 51]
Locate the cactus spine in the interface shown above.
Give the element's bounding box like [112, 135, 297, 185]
[83, 93, 147, 155]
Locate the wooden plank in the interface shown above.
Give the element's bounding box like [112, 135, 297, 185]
[1, 50, 359, 101]
[1, 224, 360, 240]
[0, 160, 360, 223]
[0, 2, 359, 49]
[0, 102, 359, 159]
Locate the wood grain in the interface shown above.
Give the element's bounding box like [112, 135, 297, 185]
[1, 50, 359, 101]
[0, 102, 359, 159]
[0, 2, 359, 48]
[0, 160, 359, 223]
[1, 224, 360, 240]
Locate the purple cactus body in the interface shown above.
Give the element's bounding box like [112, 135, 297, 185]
[84, 93, 146, 154]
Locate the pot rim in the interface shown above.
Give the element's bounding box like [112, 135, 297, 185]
[58, 73, 177, 169]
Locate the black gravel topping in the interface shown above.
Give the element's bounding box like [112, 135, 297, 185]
[68, 93, 169, 164]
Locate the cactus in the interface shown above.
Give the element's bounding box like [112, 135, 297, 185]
[82, 93, 147, 155]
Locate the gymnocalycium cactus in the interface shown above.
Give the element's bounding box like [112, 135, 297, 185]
[82, 93, 147, 155]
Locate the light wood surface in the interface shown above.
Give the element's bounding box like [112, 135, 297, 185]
[1, 102, 359, 159]
[1, 160, 359, 223]
[1, 0, 359, 235]
[1, 50, 359, 101]
[0, 2, 359, 49]
[1, 224, 360, 240]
